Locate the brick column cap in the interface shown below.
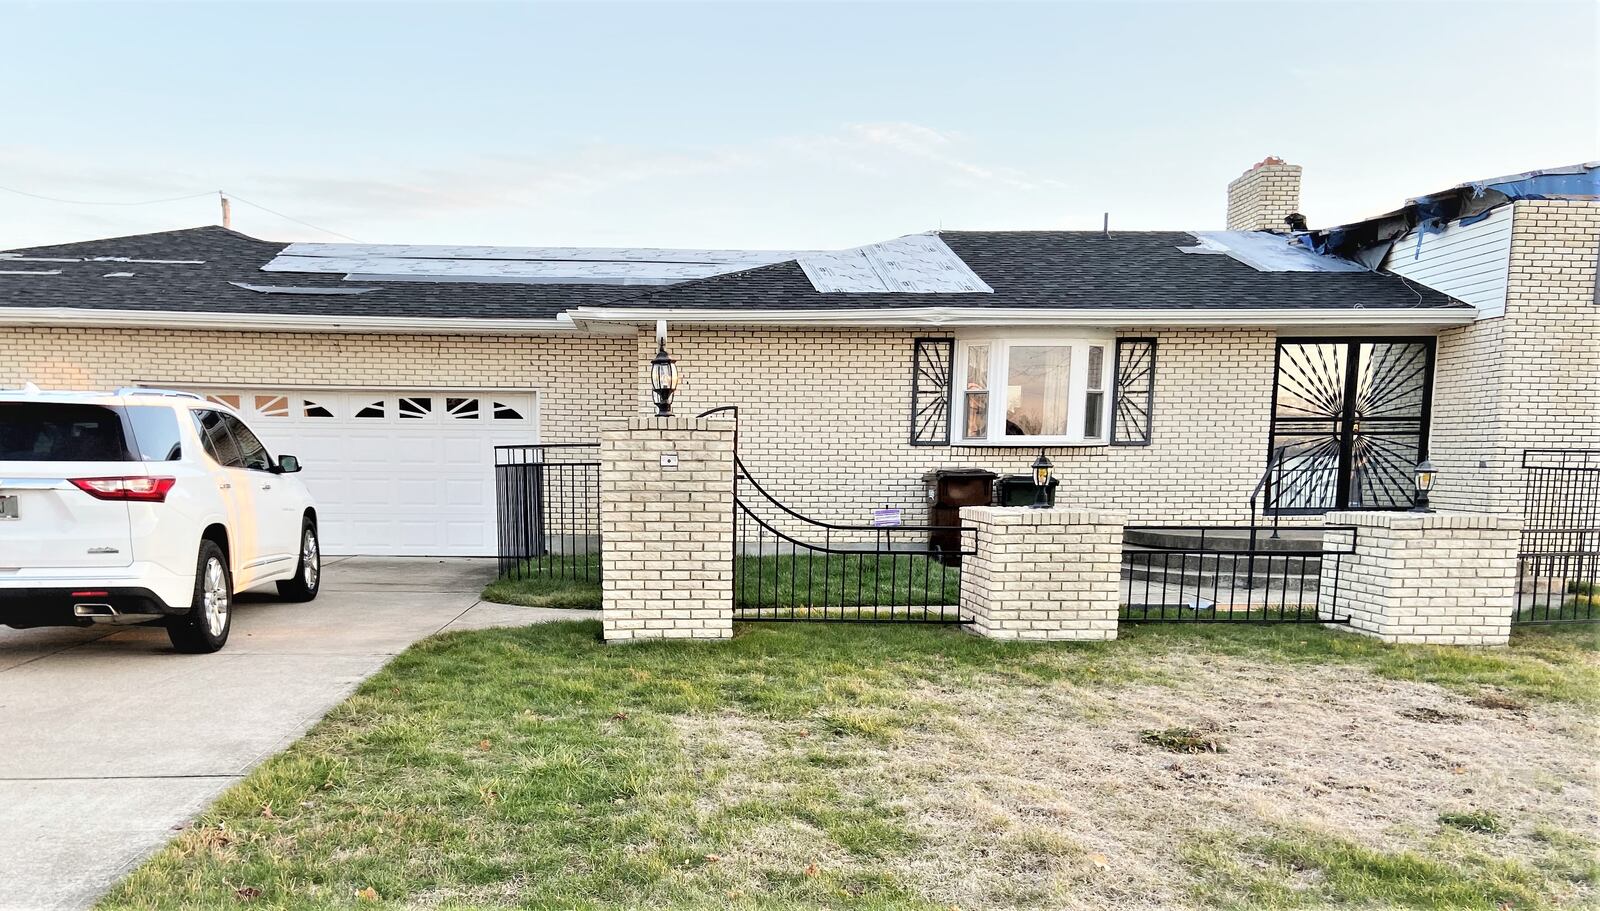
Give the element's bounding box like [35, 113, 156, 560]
[600, 416, 736, 437]
[1323, 509, 1521, 532]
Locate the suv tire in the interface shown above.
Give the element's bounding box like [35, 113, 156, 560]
[276, 518, 321, 602]
[168, 541, 232, 653]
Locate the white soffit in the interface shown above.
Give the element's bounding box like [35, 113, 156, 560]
[263, 243, 815, 286]
[797, 233, 992, 293]
[1181, 231, 1368, 273]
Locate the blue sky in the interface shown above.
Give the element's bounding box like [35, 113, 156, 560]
[1, 0, 1594, 249]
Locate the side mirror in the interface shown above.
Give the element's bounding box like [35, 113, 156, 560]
[275, 454, 302, 474]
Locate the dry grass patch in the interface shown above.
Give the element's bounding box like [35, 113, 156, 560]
[100, 621, 1597, 911]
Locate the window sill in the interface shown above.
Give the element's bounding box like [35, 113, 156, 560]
[951, 439, 1109, 448]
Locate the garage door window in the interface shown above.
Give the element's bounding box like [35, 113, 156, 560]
[303, 399, 334, 418]
[355, 400, 385, 419]
[493, 402, 523, 420]
[255, 395, 290, 418]
[399, 397, 433, 419]
[447, 397, 480, 419]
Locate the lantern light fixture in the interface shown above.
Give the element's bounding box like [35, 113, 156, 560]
[1412, 458, 1437, 512]
[649, 338, 680, 417]
[1030, 448, 1054, 509]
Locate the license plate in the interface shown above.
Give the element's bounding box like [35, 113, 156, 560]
[0, 495, 16, 520]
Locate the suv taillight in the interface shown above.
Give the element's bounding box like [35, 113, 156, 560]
[70, 477, 176, 502]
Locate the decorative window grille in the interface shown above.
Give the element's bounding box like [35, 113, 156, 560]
[1111, 338, 1156, 446]
[909, 337, 954, 446]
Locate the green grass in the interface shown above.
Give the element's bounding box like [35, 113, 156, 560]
[480, 555, 601, 609]
[1186, 827, 1598, 910]
[483, 552, 962, 611]
[99, 621, 1599, 910]
[736, 552, 959, 609]
[1439, 810, 1506, 835]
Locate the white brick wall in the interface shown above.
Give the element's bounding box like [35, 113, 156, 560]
[1430, 199, 1600, 514]
[958, 506, 1125, 640]
[642, 327, 1276, 525]
[0, 327, 635, 445]
[1319, 510, 1521, 646]
[599, 417, 735, 641]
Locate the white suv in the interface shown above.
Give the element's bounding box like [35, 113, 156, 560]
[0, 386, 320, 653]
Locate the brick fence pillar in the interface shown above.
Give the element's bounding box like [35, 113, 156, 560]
[957, 506, 1126, 641]
[599, 417, 735, 642]
[1319, 511, 1522, 646]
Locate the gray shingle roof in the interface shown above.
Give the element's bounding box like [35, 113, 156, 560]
[620, 231, 1465, 311]
[0, 226, 1467, 322]
[0, 226, 631, 320]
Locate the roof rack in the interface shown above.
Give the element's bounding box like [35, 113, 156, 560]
[113, 387, 205, 400]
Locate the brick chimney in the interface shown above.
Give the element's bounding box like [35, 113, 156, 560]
[1225, 156, 1303, 232]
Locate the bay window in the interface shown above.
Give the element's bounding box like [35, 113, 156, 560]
[953, 335, 1113, 446]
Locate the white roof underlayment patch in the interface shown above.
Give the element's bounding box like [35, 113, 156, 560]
[1180, 231, 1368, 273]
[796, 233, 992, 293]
[264, 243, 814, 286]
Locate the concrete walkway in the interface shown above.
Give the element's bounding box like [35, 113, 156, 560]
[0, 557, 596, 911]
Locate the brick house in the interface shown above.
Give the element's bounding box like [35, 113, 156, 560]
[2, 159, 1594, 557]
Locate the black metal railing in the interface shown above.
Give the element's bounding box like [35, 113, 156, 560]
[494, 443, 601, 583]
[733, 456, 974, 623]
[1121, 525, 1356, 622]
[1517, 450, 1600, 624]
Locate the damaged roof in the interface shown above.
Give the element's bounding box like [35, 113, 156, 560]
[618, 231, 1462, 312]
[0, 224, 1465, 325]
[0, 227, 632, 321]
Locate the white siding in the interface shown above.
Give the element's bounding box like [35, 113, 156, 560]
[1381, 205, 1514, 318]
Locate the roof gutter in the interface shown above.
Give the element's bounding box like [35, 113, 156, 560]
[0, 307, 628, 335]
[566, 305, 1479, 330]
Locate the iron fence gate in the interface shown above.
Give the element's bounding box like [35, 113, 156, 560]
[1517, 450, 1600, 624]
[1121, 525, 1356, 622]
[494, 443, 601, 583]
[732, 456, 974, 623]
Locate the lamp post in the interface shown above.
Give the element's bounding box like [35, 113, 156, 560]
[1030, 448, 1054, 509]
[649, 338, 680, 417]
[1411, 458, 1437, 512]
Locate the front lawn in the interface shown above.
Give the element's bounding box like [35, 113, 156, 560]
[483, 552, 960, 612]
[104, 622, 1599, 910]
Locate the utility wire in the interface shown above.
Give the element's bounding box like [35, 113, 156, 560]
[0, 184, 216, 207]
[220, 192, 361, 243]
[0, 183, 362, 243]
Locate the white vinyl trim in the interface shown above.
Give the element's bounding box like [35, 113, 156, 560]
[0, 307, 618, 335]
[568, 305, 1479, 329]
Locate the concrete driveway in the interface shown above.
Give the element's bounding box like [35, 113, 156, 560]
[0, 557, 592, 911]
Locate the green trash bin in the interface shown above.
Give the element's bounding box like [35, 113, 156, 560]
[998, 474, 1058, 507]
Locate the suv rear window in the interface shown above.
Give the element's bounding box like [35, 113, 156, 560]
[0, 403, 133, 461]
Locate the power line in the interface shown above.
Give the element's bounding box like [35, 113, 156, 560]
[0, 184, 216, 207]
[0, 183, 361, 243]
[221, 192, 361, 243]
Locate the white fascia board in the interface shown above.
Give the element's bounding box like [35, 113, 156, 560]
[0, 307, 633, 336]
[566, 306, 1480, 330]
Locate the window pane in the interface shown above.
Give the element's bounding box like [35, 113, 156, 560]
[223, 415, 272, 471]
[124, 405, 182, 461]
[1005, 345, 1071, 436]
[194, 410, 244, 468]
[964, 392, 988, 439]
[965, 345, 989, 391]
[1087, 346, 1105, 390]
[0, 403, 132, 461]
[1085, 391, 1104, 439]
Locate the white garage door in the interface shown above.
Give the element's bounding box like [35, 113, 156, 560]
[187, 389, 537, 557]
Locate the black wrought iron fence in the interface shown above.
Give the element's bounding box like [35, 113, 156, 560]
[1517, 450, 1600, 624]
[1121, 525, 1356, 622]
[733, 457, 974, 623]
[494, 443, 601, 583]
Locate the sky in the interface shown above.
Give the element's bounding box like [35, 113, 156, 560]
[1, 0, 1595, 250]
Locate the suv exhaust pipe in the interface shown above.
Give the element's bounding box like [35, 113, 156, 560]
[73, 603, 118, 619]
